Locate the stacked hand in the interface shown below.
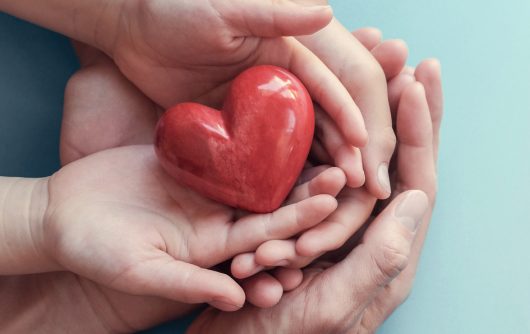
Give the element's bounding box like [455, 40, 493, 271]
[0, 0, 444, 332]
[55, 16, 443, 333]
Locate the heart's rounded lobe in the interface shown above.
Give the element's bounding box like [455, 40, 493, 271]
[155, 65, 314, 213]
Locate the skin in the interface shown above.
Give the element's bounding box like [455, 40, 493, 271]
[0, 0, 369, 150]
[61, 24, 407, 300]
[188, 61, 443, 334]
[0, 62, 442, 333]
[59, 28, 408, 306]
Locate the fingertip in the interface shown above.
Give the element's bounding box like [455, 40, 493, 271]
[273, 268, 304, 291]
[322, 166, 347, 189]
[209, 275, 246, 311]
[231, 253, 263, 279]
[209, 298, 244, 312]
[415, 59, 442, 83]
[295, 234, 322, 258]
[242, 273, 283, 308]
[313, 194, 339, 213]
[352, 27, 383, 50]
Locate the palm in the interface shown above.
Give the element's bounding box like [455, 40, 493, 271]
[113, 6, 281, 108]
[46, 145, 335, 309]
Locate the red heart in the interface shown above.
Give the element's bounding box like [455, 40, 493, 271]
[154, 65, 314, 213]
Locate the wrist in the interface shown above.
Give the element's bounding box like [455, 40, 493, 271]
[0, 176, 60, 274]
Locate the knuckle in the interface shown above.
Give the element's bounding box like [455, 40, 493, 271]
[373, 238, 410, 283]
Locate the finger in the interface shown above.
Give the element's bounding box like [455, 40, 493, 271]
[296, 188, 376, 257]
[298, 20, 394, 199]
[227, 194, 337, 255]
[414, 59, 443, 162]
[258, 37, 368, 147]
[351, 27, 382, 50]
[371, 39, 409, 80]
[225, 0, 333, 37]
[255, 239, 316, 269]
[394, 82, 436, 200]
[112, 252, 245, 312]
[286, 166, 346, 205]
[390, 74, 438, 278]
[328, 191, 428, 304]
[388, 73, 416, 114]
[231, 252, 265, 279]
[272, 267, 304, 291]
[241, 272, 284, 308]
[314, 106, 365, 187]
[362, 77, 441, 327]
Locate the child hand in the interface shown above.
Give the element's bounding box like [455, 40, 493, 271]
[43, 145, 339, 311]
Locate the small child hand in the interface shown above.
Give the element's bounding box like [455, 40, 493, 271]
[43, 146, 338, 311]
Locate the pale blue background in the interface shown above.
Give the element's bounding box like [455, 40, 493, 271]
[1, 0, 529, 333]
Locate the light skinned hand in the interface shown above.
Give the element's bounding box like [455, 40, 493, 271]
[296, 10, 408, 196]
[41, 145, 341, 311]
[59, 28, 409, 308]
[230, 28, 409, 292]
[186, 58, 443, 333]
[106, 0, 366, 146]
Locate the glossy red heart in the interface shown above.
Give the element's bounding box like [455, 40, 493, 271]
[154, 65, 314, 213]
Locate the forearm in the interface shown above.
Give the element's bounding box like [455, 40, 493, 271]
[0, 0, 123, 53]
[0, 177, 58, 274]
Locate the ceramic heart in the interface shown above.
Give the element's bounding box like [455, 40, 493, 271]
[154, 65, 314, 213]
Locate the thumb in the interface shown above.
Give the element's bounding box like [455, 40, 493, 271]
[224, 0, 333, 37]
[111, 252, 245, 312]
[331, 190, 429, 301]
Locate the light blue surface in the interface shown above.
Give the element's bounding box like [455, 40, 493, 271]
[329, 1, 530, 333]
[1, 0, 529, 333]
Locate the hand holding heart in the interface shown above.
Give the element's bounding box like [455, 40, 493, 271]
[60, 29, 412, 309]
[42, 145, 343, 311]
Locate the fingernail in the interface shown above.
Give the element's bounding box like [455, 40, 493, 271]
[377, 163, 391, 195]
[210, 298, 242, 312]
[394, 191, 429, 231]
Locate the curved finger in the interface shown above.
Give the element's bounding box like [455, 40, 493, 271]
[227, 194, 337, 256]
[299, 19, 394, 199]
[286, 166, 346, 205]
[259, 37, 368, 147]
[241, 272, 283, 308]
[388, 73, 416, 114]
[231, 252, 265, 279]
[371, 39, 409, 80]
[255, 239, 314, 269]
[111, 252, 245, 312]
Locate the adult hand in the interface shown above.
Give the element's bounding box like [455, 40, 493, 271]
[187, 59, 443, 333]
[59, 30, 410, 309]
